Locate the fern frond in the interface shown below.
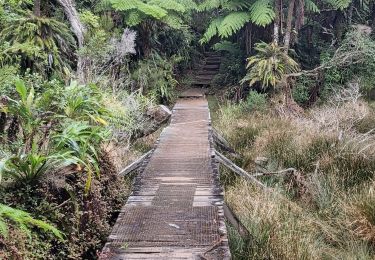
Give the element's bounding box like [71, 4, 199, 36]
[125, 10, 143, 26]
[213, 40, 240, 54]
[110, 0, 142, 11]
[161, 14, 184, 29]
[305, 0, 320, 12]
[199, 17, 223, 44]
[197, 0, 222, 11]
[222, 0, 250, 11]
[249, 0, 275, 27]
[175, 0, 198, 11]
[148, 0, 186, 13]
[0, 204, 63, 239]
[110, 0, 167, 19]
[218, 12, 251, 38]
[326, 0, 351, 10]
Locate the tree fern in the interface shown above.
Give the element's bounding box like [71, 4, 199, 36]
[305, 0, 320, 12]
[326, 0, 352, 10]
[109, 0, 194, 29]
[249, 0, 275, 27]
[213, 40, 240, 54]
[0, 204, 63, 239]
[199, 17, 223, 44]
[109, 0, 143, 11]
[218, 12, 251, 38]
[222, 0, 250, 11]
[125, 10, 142, 26]
[110, 0, 167, 19]
[161, 14, 184, 29]
[0, 13, 75, 76]
[175, 0, 198, 11]
[200, 0, 275, 43]
[149, 0, 186, 13]
[197, 0, 222, 11]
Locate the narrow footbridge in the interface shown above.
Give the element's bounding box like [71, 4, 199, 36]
[101, 89, 231, 259]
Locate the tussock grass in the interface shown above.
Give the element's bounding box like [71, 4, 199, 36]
[212, 87, 375, 259]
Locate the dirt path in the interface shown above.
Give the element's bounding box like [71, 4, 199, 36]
[101, 89, 230, 259]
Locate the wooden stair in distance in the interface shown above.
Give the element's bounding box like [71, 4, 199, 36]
[192, 52, 221, 86]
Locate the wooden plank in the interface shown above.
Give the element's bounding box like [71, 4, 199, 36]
[215, 150, 266, 188]
[118, 150, 152, 176]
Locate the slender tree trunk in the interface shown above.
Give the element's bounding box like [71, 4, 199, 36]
[245, 23, 252, 54]
[56, 0, 86, 82]
[0, 112, 6, 135]
[295, 0, 304, 32]
[284, 0, 296, 52]
[371, 2, 375, 31]
[333, 11, 345, 43]
[348, 2, 354, 26]
[273, 0, 281, 44]
[291, 0, 304, 45]
[33, 0, 41, 16]
[56, 0, 85, 48]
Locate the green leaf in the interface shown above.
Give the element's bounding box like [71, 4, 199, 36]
[305, 0, 320, 12]
[149, 0, 186, 13]
[213, 40, 240, 54]
[249, 0, 275, 27]
[326, 0, 351, 10]
[15, 79, 27, 102]
[218, 11, 251, 38]
[199, 17, 224, 44]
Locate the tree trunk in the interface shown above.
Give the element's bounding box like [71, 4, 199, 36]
[348, 2, 354, 26]
[0, 112, 6, 135]
[371, 2, 375, 31]
[245, 23, 252, 54]
[295, 0, 304, 32]
[56, 0, 85, 48]
[333, 11, 345, 43]
[33, 0, 41, 16]
[273, 0, 281, 44]
[56, 0, 86, 82]
[284, 0, 296, 52]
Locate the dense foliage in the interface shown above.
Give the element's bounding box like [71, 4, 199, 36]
[2, 0, 375, 258]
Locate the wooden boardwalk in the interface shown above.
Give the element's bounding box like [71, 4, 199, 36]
[100, 89, 230, 259]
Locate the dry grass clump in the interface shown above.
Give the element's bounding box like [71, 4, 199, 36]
[214, 84, 375, 259]
[226, 182, 321, 259]
[344, 183, 375, 245]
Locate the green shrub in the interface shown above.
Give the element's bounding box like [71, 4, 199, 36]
[132, 52, 179, 104]
[245, 90, 267, 112]
[293, 75, 313, 105]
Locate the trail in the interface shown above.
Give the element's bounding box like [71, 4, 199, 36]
[101, 89, 230, 259]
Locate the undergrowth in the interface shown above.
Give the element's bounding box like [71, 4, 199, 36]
[213, 86, 375, 259]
